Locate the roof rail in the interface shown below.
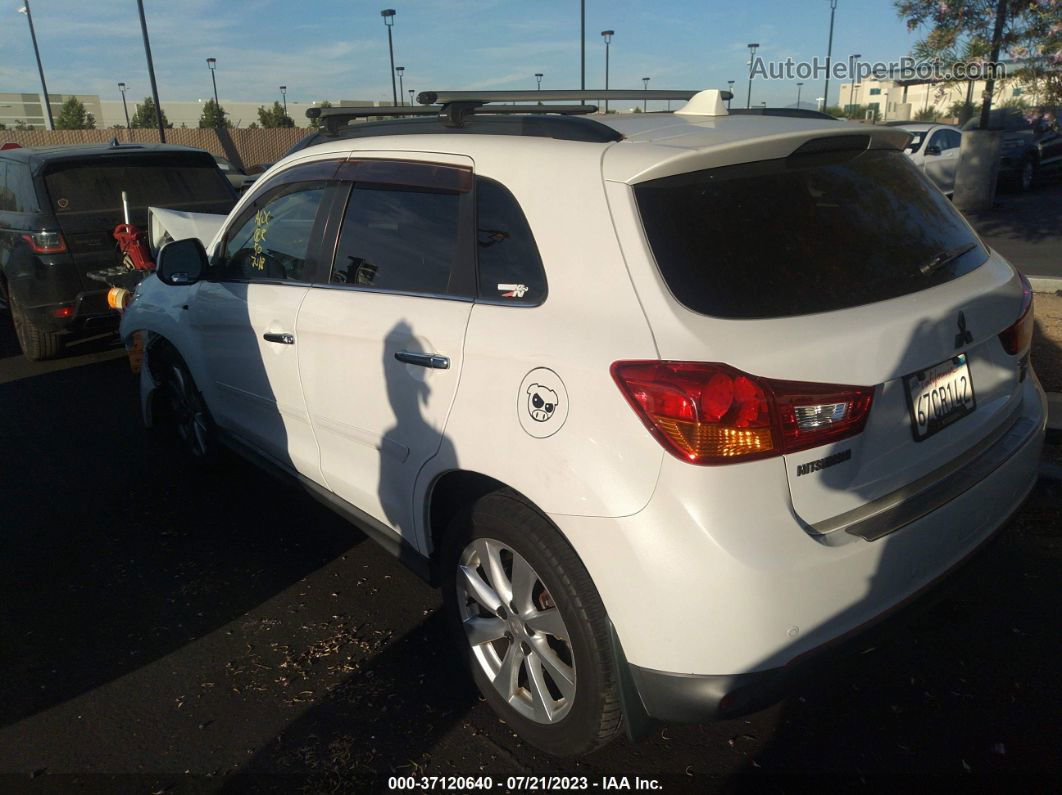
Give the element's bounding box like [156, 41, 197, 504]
[416, 89, 713, 105]
[308, 100, 603, 134]
[728, 107, 839, 120]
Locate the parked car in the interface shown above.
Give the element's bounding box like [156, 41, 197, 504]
[0, 142, 235, 360]
[212, 154, 257, 193]
[120, 90, 1045, 756]
[962, 106, 1062, 191]
[896, 122, 963, 195]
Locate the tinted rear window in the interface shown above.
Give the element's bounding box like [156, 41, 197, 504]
[634, 148, 987, 319]
[43, 154, 233, 218]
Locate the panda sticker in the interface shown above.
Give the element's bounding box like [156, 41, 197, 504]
[518, 368, 569, 438]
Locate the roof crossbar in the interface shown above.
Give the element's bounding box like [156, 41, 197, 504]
[308, 101, 601, 133]
[417, 89, 719, 105]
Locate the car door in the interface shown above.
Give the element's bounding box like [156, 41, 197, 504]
[189, 159, 343, 479]
[296, 156, 475, 545]
[923, 129, 960, 193]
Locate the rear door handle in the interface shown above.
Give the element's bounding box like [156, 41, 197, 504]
[395, 350, 450, 369]
[263, 332, 295, 345]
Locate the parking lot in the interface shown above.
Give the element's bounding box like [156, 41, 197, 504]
[1, 302, 1059, 792]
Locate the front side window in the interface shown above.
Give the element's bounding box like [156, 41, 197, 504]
[330, 185, 462, 296]
[475, 177, 546, 305]
[218, 183, 325, 281]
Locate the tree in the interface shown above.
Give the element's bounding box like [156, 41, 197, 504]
[256, 101, 294, 128]
[129, 97, 173, 129]
[914, 106, 943, 121]
[13, 119, 33, 131]
[198, 99, 231, 129]
[55, 96, 96, 130]
[308, 100, 333, 130]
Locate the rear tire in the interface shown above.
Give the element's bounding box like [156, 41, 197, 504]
[10, 295, 62, 361]
[1015, 156, 1037, 193]
[441, 490, 622, 756]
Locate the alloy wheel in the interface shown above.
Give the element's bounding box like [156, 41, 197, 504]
[456, 537, 576, 724]
[164, 364, 209, 457]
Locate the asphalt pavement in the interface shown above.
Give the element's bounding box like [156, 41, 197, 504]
[1, 314, 1060, 793]
[967, 180, 1062, 286]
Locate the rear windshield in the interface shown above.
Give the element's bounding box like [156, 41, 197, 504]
[43, 154, 234, 218]
[634, 147, 987, 319]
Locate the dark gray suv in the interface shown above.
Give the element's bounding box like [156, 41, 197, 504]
[0, 142, 235, 360]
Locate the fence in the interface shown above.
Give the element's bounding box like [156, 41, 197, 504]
[0, 128, 314, 171]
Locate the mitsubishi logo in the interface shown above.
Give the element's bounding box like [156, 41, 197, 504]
[955, 311, 973, 349]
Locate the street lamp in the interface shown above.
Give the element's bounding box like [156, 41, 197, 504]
[206, 57, 219, 112]
[642, 76, 650, 112]
[746, 43, 759, 109]
[847, 54, 861, 112]
[118, 82, 130, 128]
[823, 0, 839, 114]
[535, 72, 543, 90]
[136, 0, 165, 143]
[396, 66, 405, 105]
[727, 79, 735, 109]
[18, 2, 54, 130]
[796, 82, 804, 108]
[601, 30, 614, 113]
[381, 9, 397, 105]
[408, 88, 415, 106]
[280, 85, 287, 116]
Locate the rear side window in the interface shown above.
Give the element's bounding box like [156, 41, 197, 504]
[634, 148, 987, 319]
[0, 161, 38, 213]
[475, 177, 546, 305]
[0, 161, 10, 211]
[43, 154, 233, 217]
[331, 186, 462, 296]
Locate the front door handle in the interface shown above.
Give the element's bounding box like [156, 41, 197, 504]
[395, 350, 450, 369]
[263, 332, 295, 345]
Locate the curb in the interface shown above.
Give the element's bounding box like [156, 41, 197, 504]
[1030, 276, 1062, 294]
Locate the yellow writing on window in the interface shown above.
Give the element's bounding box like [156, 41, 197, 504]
[250, 208, 271, 271]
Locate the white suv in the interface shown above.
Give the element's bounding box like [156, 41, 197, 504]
[121, 89, 1046, 756]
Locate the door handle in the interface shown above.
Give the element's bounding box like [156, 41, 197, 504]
[395, 350, 450, 369]
[263, 332, 295, 345]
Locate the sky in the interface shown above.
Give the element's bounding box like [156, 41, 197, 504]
[1, 0, 927, 111]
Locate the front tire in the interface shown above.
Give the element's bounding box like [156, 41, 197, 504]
[441, 491, 622, 756]
[1016, 156, 1037, 193]
[150, 345, 213, 459]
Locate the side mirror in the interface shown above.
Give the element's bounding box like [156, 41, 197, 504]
[156, 238, 207, 286]
[925, 145, 942, 156]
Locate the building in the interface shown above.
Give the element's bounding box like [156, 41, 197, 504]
[837, 76, 1043, 122]
[1, 92, 382, 129]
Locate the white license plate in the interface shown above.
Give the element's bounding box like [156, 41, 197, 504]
[904, 353, 976, 441]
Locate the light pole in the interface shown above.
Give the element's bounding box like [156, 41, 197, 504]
[396, 67, 405, 105]
[746, 43, 759, 109]
[823, 0, 839, 114]
[580, 0, 585, 90]
[136, 0, 165, 143]
[601, 30, 614, 113]
[408, 88, 415, 106]
[847, 53, 861, 113]
[18, 2, 54, 130]
[280, 85, 287, 116]
[796, 82, 804, 108]
[535, 72, 543, 90]
[642, 76, 650, 112]
[118, 82, 130, 128]
[381, 9, 397, 105]
[727, 79, 735, 109]
[206, 57, 219, 111]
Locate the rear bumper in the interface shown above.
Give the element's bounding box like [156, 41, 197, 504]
[555, 376, 1046, 725]
[23, 289, 119, 333]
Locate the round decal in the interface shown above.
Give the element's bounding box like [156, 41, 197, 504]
[518, 368, 569, 438]
[57, 198, 69, 209]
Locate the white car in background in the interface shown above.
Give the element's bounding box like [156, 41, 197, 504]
[896, 122, 963, 194]
[121, 89, 1045, 756]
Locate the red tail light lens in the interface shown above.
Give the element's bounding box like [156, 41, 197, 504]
[998, 272, 1034, 356]
[51, 305, 74, 319]
[612, 361, 874, 465]
[21, 231, 67, 255]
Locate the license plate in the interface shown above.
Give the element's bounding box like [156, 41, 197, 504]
[904, 353, 976, 441]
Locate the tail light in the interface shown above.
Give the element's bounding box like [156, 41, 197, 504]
[51, 305, 74, 319]
[21, 231, 67, 255]
[611, 361, 874, 465]
[998, 272, 1034, 355]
